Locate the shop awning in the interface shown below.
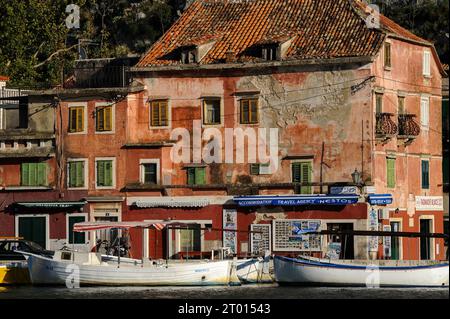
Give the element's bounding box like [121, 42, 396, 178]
[233, 195, 359, 207]
[367, 194, 393, 205]
[134, 198, 210, 208]
[73, 221, 188, 232]
[13, 201, 87, 209]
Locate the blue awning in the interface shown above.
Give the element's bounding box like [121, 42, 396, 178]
[367, 194, 393, 205]
[233, 195, 359, 207]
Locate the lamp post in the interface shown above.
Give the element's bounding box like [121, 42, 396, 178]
[351, 169, 362, 186]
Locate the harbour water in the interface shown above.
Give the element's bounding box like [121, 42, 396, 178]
[0, 284, 448, 299]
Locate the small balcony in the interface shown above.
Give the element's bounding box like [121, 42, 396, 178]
[398, 114, 421, 145]
[0, 132, 55, 158]
[375, 113, 398, 143]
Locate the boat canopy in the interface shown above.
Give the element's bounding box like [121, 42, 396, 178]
[73, 221, 188, 232]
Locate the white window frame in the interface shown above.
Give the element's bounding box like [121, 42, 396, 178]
[15, 214, 50, 250]
[66, 213, 88, 246]
[67, 158, 89, 190]
[95, 157, 116, 190]
[68, 102, 88, 135]
[149, 99, 172, 129]
[94, 102, 115, 134]
[422, 50, 431, 77]
[139, 159, 161, 185]
[420, 96, 430, 130]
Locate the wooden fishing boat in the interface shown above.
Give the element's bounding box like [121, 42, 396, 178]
[20, 221, 238, 286]
[22, 251, 234, 286]
[0, 262, 30, 285]
[235, 257, 273, 284]
[274, 255, 449, 287]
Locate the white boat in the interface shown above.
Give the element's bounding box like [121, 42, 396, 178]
[19, 221, 238, 286]
[274, 255, 449, 287]
[235, 257, 273, 284]
[22, 250, 234, 286]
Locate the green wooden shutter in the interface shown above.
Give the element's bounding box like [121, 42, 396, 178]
[105, 161, 113, 186]
[37, 163, 46, 186]
[187, 168, 195, 185]
[421, 161, 430, 189]
[69, 162, 76, 187]
[104, 106, 112, 131]
[97, 161, 105, 186]
[387, 158, 396, 188]
[28, 163, 37, 186]
[300, 162, 312, 194]
[250, 164, 260, 175]
[21, 163, 29, 186]
[195, 168, 206, 185]
[292, 163, 301, 194]
[76, 162, 84, 187]
[160, 102, 168, 126]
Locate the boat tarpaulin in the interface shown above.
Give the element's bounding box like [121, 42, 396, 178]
[134, 198, 210, 208]
[73, 221, 182, 232]
[233, 195, 359, 207]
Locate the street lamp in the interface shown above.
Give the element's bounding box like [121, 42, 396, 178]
[351, 169, 362, 186]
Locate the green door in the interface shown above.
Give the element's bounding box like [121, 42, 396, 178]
[390, 222, 400, 260]
[18, 217, 46, 249]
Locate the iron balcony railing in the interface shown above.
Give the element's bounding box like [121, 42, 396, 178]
[376, 112, 398, 136]
[398, 114, 421, 137]
[64, 65, 132, 89]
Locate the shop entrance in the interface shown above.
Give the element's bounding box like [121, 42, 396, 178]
[420, 219, 432, 260]
[327, 223, 354, 259]
[17, 216, 47, 249]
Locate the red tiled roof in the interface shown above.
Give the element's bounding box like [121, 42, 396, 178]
[0, 76, 10, 81]
[137, 0, 388, 67]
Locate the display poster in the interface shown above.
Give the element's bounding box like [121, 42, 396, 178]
[250, 224, 271, 256]
[223, 209, 237, 254]
[273, 219, 322, 252]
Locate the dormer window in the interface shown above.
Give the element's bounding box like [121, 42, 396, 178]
[181, 47, 197, 64]
[262, 44, 279, 61]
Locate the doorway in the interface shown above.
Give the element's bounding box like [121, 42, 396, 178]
[327, 223, 354, 259]
[420, 219, 432, 260]
[390, 221, 401, 260]
[17, 216, 47, 249]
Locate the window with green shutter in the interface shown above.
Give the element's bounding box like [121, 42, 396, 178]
[96, 160, 113, 187]
[68, 161, 85, 188]
[387, 158, 396, 188]
[186, 167, 206, 185]
[421, 160, 430, 189]
[68, 216, 86, 244]
[96, 105, 113, 132]
[292, 162, 312, 194]
[21, 163, 48, 186]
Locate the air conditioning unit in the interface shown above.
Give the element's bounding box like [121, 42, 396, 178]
[378, 208, 389, 220]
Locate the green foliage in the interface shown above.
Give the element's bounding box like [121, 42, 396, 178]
[0, 0, 447, 88]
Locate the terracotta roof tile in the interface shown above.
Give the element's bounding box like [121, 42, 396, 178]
[137, 0, 428, 67]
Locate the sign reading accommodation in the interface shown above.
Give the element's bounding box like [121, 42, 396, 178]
[272, 219, 321, 252]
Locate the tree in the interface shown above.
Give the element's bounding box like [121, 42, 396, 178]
[370, 0, 449, 64]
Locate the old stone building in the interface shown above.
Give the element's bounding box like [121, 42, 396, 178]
[0, 0, 446, 261]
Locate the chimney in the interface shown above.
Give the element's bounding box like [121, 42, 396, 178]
[225, 50, 236, 63]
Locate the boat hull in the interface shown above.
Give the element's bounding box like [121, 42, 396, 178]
[274, 256, 449, 287]
[26, 253, 234, 286]
[0, 262, 30, 285]
[236, 259, 273, 284]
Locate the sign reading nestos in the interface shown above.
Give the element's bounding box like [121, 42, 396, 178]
[415, 196, 444, 211]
